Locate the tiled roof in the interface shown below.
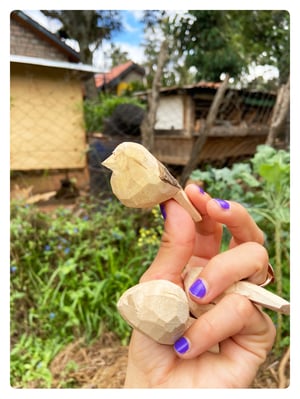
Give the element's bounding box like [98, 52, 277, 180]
[95, 61, 144, 88]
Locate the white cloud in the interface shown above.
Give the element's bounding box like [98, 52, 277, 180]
[23, 10, 62, 33]
[93, 41, 145, 70]
[122, 20, 139, 33]
[116, 42, 145, 63]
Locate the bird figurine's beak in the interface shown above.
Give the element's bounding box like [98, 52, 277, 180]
[101, 154, 115, 170]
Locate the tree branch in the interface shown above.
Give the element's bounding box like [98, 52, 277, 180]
[179, 74, 230, 186]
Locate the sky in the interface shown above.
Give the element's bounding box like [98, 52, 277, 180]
[23, 10, 148, 71]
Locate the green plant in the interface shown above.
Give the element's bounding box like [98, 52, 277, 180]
[248, 145, 290, 350]
[190, 145, 290, 352]
[10, 197, 159, 387]
[10, 334, 63, 388]
[83, 94, 145, 132]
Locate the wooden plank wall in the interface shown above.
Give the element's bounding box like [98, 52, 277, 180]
[153, 132, 268, 165]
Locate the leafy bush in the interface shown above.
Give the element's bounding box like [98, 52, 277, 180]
[10, 198, 162, 387]
[83, 94, 145, 133]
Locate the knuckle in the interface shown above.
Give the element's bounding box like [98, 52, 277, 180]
[223, 293, 254, 319]
[245, 242, 269, 273]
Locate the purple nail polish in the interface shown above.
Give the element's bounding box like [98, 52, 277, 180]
[159, 203, 167, 219]
[174, 336, 190, 354]
[189, 279, 207, 298]
[199, 186, 205, 194]
[214, 198, 230, 210]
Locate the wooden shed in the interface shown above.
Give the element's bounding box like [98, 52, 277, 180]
[10, 11, 101, 194]
[138, 82, 277, 166]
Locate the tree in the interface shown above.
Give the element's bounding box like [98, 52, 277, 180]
[176, 10, 290, 85]
[141, 40, 169, 151]
[141, 11, 197, 87]
[176, 11, 246, 82]
[233, 10, 290, 84]
[106, 43, 129, 67]
[41, 10, 122, 99]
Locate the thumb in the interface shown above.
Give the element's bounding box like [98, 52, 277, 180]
[140, 199, 195, 286]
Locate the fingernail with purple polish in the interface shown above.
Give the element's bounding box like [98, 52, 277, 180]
[159, 203, 167, 219]
[214, 198, 230, 210]
[199, 186, 205, 194]
[174, 336, 190, 354]
[189, 279, 207, 298]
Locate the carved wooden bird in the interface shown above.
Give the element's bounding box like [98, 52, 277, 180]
[102, 141, 202, 222]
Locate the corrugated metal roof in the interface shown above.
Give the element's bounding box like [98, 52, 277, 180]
[10, 55, 102, 74]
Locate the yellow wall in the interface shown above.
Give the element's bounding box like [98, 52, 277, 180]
[117, 81, 130, 96]
[10, 63, 87, 170]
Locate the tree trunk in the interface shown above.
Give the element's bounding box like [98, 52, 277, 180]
[141, 40, 168, 152]
[179, 74, 230, 186]
[79, 44, 99, 100]
[83, 76, 99, 100]
[265, 76, 290, 146]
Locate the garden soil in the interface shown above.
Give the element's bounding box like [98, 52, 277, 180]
[49, 332, 289, 389]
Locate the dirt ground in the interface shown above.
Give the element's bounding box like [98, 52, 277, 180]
[49, 332, 290, 389]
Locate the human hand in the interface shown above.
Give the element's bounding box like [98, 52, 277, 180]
[124, 184, 276, 388]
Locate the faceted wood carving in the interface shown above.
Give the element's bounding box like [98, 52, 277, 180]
[102, 142, 202, 222]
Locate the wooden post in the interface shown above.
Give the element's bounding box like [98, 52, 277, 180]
[141, 40, 169, 152]
[265, 76, 290, 146]
[179, 74, 230, 186]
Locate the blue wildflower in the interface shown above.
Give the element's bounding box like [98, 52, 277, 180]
[44, 245, 51, 251]
[64, 247, 70, 255]
[82, 215, 89, 221]
[112, 231, 123, 240]
[10, 265, 17, 273]
[73, 227, 79, 233]
[49, 312, 56, 320]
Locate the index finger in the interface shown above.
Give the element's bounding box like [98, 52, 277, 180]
[140, 199, 195, 286]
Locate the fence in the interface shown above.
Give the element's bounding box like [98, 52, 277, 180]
[10, 61, 290, 199]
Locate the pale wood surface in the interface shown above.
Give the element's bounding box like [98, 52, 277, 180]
[117, 266, 289, 346]
[102, 142, 202, 221]
[117, 280, 190, 345]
